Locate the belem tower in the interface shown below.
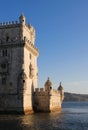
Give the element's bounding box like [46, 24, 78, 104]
[0, 14, 64, 114]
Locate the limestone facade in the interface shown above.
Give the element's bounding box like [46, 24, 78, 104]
[0, 15, 64, 114]
[0, 14, 39, 114]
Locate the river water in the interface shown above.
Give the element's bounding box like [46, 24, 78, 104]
[0, 102, 88, 130]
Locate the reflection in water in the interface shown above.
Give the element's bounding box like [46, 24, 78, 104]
[0, 102, 88, 130]
[0, 113, 63, 130]
[21, 112, 63, 130]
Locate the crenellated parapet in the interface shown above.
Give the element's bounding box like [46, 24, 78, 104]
[34, 87, 61, 97]
[0, 14, 38, 55]
[0, 21, 20, 27]
[0, 14, 26, 27]
[34, 88, 48, 96]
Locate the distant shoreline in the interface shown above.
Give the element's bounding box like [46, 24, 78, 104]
[64, 92, 88, 101]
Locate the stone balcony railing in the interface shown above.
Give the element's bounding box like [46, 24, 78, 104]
[0, 37, 38, 52]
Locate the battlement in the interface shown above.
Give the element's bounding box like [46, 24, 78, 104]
[34, 88, 45, 92]
[0, 14, 26, 28]
[0, 15, 39, 55]
[0, 21, 20, 27]
[34, 88, 49, 96]
[35, 87, 62, 92]
[0, 21, 32, 29]
[34, 89, 48, 96]
[34, 87, 61, 97]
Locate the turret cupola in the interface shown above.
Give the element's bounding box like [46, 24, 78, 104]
[58, 82, 63, 90]
[19, 14, 26, 25]
[44, 77, 53, 91]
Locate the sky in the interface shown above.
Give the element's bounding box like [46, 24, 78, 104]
[0, 0, 88, 94]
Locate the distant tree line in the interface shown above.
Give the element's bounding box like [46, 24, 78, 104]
[64, 92, 88, 101]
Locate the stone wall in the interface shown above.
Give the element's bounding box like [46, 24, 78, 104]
[0, 15, 64, 114]
[34, 88, 63, 112]
[0, 15, 39, 114]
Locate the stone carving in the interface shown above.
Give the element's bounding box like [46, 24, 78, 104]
[29, 64, 34, 78]
[17, 69, 27, 94]
[0, 14, 64, 114]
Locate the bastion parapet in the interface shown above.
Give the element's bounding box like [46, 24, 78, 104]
[33, 78, 64, 112]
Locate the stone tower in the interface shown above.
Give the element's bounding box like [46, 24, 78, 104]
[0, 14, 39, 114]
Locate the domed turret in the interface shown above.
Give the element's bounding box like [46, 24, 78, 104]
[19, 14, 26, 25]
[44, 77, 53, 91]
[58, 82, 64, 101]
[58, 82, 63, 91]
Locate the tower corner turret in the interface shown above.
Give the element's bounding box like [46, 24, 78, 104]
[19, 14, 26, 25]
[58, 82, 64, 101]
[44, 77, 53, 92]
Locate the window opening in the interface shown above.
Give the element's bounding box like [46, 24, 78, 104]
[2, 77, 6, 85]
[6, 36, 9, 42]
[2, 50, 7, 56]
[1, 63, 7, 69]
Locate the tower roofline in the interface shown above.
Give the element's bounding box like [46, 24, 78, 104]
[0, 14, 26, 28]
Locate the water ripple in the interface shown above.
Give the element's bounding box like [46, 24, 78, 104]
[0, 102, 88, 130]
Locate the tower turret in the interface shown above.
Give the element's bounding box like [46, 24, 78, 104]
[58, 82, 64, 101]
[19, 14, 26, 25]
[58, 82, 63, 90]
[44, 77, 53, 91]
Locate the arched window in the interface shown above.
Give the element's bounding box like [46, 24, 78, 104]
[29, 63, 34, 78]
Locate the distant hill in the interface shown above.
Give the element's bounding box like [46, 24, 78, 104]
[64, 92, 88, 101]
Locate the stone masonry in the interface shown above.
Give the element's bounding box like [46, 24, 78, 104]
[34, 78, 64, 112]
[0, 15, 64, 114]
[0, 14, 39, 114]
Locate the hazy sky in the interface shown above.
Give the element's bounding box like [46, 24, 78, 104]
[0, 0, 88, 94]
